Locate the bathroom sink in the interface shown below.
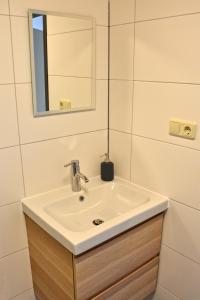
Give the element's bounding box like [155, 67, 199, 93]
[22, 177, 168, 254]
[45, 182, 150, 232]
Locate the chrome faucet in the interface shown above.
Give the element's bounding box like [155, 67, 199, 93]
[64, 160, 89, 192]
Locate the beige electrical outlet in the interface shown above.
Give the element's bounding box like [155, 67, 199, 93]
[169, 119, 196, 140]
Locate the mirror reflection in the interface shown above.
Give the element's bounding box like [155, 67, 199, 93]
[29, 10, 96, 116]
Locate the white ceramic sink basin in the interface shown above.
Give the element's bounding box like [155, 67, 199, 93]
[22, 177, 168, 255]
[45, 182, 149, 232]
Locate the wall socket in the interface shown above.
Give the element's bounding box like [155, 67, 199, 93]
[169, 119, 197, 140]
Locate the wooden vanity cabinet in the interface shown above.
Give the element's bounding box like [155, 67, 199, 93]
[25, 213, 164, 300]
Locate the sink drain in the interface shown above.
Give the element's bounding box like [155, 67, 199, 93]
[93, 219, 104, 226]
[79, 195, 85, 202]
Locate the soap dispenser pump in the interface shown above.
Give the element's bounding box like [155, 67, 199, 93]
[100, 153, 114, 181]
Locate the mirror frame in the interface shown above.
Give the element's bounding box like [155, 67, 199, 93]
[29, 9, 96, 117]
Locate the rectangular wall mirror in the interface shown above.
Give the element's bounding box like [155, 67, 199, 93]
[29, 10, 96, 117]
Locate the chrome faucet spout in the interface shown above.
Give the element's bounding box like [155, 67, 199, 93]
[64, 160, 89, 192]
[76, 172, 89, 183]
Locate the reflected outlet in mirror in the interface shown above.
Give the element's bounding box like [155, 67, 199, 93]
[29, 10, 96, 116]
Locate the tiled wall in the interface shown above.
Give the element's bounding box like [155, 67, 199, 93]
[110, 1, 200, 299]
[0, 0, 108, 299]
[109, 0, 135, 180]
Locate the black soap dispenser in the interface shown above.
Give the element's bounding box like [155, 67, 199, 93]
[100, 153, 114, 181]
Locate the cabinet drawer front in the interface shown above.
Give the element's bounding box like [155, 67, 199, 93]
[74, 214, 163, 300]
[93, 257, 159, 300]
[25, 216, 74, 300]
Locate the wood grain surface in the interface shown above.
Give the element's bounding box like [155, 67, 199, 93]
[25, 216, 75, 300]
[74, 214, 163, 300]
[92, 256, 159, 300]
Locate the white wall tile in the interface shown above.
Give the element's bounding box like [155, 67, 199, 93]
[96, 26, 108, 79]
[0, 16, 14, 84]
[0, 203, 27, 259]
[132, 81, 200, 150]
[110, 0, 135, 25]
[132, 135, 200, 210]
[16, 80, 107, 143]
[12, 289, 36, 300]
[0, 84, 19, 148]
[150, 285, 181, 300]
[135, 14, 200, 83]
[0, 146, 24, 207]
[21, 130, 107, 195]
[163, 200, 200, 264]
[110, 80, 133, 133]
[110, 24, 134, 80]
[110, 130, 132, 180]
[0, 0, 9, 15]
[159, 246, 200, 300]
[0, 250, 32, 300]
[136, 0, 200, 21]
[9, 0, 108, 25]
[10, 17, 31, 83]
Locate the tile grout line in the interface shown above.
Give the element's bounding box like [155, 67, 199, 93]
[9, 288, 34, 300]
[111, 128, 200, 155]
[0, 144, 20, 151]
[134, 79, 200, 86]
[110, 128, 132, 135]
[110, 21, 135, 27]
[110, 78, 134, 82]
[132, 133, 200, 153]
[161, 244, 200, 267]
[135, 10, 200, 23]
[129, 0, 137, 183]
[0, 82, 15, 85]
[0, 12, 10, 17]
[156, 284, 181, 300]
[0, 247, 28, 262]
[0, 200, 23, 209]
[8, 0, 27, 197]
[110, 78, 200, 86]
[107, 0, 110, 155]
[109, 10, 200, 26]
[170, 198, 200, 213]
[20, 128, 107, 146]
[0, 129, 107, 150]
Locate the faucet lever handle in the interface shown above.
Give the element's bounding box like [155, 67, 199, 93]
[64, 160, 79, 168]
[64, 162, 72, 168]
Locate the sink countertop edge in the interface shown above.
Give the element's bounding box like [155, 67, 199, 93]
[22, 177, 168, 255]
